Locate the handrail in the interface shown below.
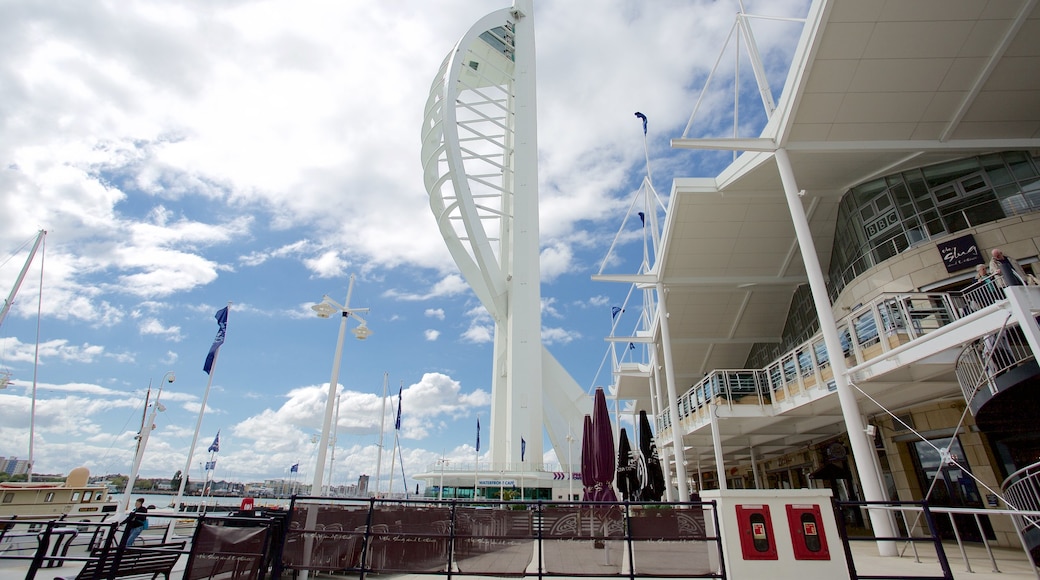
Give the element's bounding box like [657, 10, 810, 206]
[658, 282, 1038, 435]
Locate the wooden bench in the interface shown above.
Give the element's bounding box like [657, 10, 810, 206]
[57, 541, 185, 580]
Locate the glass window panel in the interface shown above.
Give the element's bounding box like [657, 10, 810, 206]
[941, 207, 968, 232]
[987, 166, 1013, 186]
[934, 184, 958, 203]
[814, 340, 829, 366]
[961, 174, 988, 194]
[890, 182, 912, 207]
[923, 158, 980, 188]
[907, 171, 931, 200]
[853, 178, 887, 205]
[1009, 156, 1039, 180]
[875, 193, 893, 210]
[854, 313, 879, 347]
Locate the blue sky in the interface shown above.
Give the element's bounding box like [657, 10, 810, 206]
[0, 0, 807, 490]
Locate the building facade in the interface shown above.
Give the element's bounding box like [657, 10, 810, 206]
[601, 0, 1040, 548]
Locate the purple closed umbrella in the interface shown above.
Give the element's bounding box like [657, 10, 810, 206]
[616, 428, 639, 501]
[581, 414, 595, 501]
[638, 410, 665, 501]
[591, 388, 618, 502]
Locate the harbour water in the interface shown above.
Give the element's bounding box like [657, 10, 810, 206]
[109, 493, 293, 512]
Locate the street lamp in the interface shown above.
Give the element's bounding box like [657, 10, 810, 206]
[565, 430, 575, 500]
[123, 371, 175, 511]
[311, 274, 370, 497]
[437, 457, 450, 500]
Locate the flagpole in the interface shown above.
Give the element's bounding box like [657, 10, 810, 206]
[473, 417, 480, 499]
[397, 432, 407, 495]
[374, 372, 388, 497]
[387, 397, 398, 497]
[166, 303, 229, 542]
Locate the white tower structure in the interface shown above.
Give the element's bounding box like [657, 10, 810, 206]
[421, 0, 588, 475]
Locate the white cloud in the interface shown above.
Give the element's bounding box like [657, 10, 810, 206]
[424, 329, 440, 341]
[139, 318, 183, 341]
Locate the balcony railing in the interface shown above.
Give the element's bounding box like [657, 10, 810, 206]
[657, 277, 1030, 434]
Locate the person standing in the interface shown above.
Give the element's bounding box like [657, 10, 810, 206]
[124, 497, 149, 546]
[989, 248, 1028, 286]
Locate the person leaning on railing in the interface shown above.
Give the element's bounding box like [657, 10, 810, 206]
[989, 248, 1031, 286]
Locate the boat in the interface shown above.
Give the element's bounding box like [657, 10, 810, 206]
[0, 466, 118, 521]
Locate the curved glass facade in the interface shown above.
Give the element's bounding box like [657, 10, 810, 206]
[747, 151, 1040, 368]
[828, 151, 1040, 299]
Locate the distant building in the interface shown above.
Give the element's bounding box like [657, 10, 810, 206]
[0, 457, 30, 476]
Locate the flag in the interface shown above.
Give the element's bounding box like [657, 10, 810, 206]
[290, 463, 299, 473]
[611, 306, 623, 319]
[638, 211, 645, 227]
[635, 111, 647, 135]
[207, 431, 220, 453]
[205, 460, 216, 470]
[628, 342, 635, 350]
[521, 437, 526, 462]
[394, 386, 402, 430]
[476, 418, 480, 453]
[203, 306, 229, 374]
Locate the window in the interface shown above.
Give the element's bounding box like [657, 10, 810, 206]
[2, 493, 12, 504]
[45, 492, 55, 503]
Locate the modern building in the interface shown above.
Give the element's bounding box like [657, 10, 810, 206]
[0, 457, 30, 476]
[599, 0, 1040, 549]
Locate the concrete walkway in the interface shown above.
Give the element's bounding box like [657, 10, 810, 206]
[2, 539, 1037, 580]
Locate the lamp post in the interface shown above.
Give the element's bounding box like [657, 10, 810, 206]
[123, 371, 175, 511]
[437, 456, 449, 500]
[311, 274, 370, 497]
[565, 430, 575, 501]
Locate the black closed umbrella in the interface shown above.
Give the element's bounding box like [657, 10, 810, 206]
[638, 410, 665, 501]
[616, 428, 639, 501]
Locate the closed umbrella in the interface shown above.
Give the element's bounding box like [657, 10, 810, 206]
[581, 414, 595, 501]
[638, 410, 665, 501]
[591, 388, 618, 502]
[616, 428, 639, 501]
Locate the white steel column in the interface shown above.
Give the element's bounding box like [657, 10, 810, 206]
[774, 148, 896, 555]
[750, 442, 762, 489]
[1006, 287, 1040, 357]
[649, 368, 675, 499]
[656, 281, 690, 501]
[709, 401, 727, 490]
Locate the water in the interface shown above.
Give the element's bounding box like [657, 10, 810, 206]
[110, 493, 292, 512]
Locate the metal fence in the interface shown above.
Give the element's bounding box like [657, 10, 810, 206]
[279, 496, 725, 580]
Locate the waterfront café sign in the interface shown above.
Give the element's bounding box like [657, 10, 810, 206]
[937, 234, 985, 273]
[478, 479, 517, 487]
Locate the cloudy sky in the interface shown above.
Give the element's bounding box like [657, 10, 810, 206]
[0, 0, 808, 491]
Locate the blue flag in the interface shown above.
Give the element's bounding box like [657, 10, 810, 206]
[635, 111, 647, 135]
[394, 387, 402, 430]
[203, 306, 228, 374]
[611, 306, 623, 319]
[205, 460, 216, 470]
[207, 431, 220, 453]
[290, 463, 299, 473]
[476, 418, 480, 453]
[521, 437, 526, 462]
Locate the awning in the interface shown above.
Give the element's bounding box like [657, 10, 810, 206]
[809, 462, 851, 480]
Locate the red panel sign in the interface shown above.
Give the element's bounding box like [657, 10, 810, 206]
[735, 504, 777, 560]
[786, 504, 830, 560]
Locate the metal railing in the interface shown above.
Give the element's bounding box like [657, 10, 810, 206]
[280, 496, 726, 580]
[659, 281, 1039, 434]
[837, 500, 1040, 579]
